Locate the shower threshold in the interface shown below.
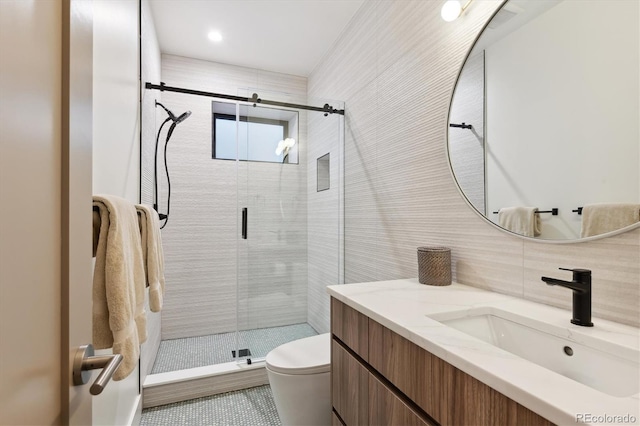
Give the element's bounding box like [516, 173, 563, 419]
[143, 358, 268, 408]
[143, 323, 317, 408]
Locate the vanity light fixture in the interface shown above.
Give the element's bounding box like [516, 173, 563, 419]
[441, 0, 473, 22]
[208, 30, 223, 42]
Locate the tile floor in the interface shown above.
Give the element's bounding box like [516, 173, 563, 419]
[141, 385, 281, 426]
[151, 323, 318, 374]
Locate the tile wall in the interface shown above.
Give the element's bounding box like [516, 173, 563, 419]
[308, 0, 639, 327]
[150, 55, 310, 339]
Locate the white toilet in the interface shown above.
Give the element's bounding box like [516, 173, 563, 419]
[266, 333, 331, 426]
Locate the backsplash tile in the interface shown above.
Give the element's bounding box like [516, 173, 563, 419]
[524, 228, 640, 327]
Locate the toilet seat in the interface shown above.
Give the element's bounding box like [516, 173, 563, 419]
[265, 333, 330, 375]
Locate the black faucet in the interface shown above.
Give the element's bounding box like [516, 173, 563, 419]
[541, 268, 593, 327]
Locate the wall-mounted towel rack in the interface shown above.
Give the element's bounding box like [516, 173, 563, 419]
[449, 122, 473, 130]
[573, 207, 583, 215]
[492, 208, 558, 215]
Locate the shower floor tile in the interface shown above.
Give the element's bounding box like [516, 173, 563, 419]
[151, 323, 318, 374]
[140, 385, 281, 426]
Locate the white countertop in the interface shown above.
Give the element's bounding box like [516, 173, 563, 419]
[327, 279, 640, 426]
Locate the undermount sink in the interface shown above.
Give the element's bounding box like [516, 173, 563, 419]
[427, 308, 639, 397]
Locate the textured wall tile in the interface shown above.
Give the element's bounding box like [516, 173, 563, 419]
[149, 56, 309, 339]
[344, 81, 379, 284]
[524, 228, 640, 327]
[306, 99, 344, 332]
[310, 0, 640, 328]
[308, 0, 378, 102]
[376, 0, 431, 75]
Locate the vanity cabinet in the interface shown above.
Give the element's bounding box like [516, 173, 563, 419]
[332, 336, 431, 426]
[330, 298, 554, 426]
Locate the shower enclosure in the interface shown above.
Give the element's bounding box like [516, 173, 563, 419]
[142, 84, 344, 376]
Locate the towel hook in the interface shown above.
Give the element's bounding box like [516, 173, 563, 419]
[449, 122, 473, 130]
[493, 208, 558, 215]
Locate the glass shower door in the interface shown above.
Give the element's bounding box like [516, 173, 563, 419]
[236, 89, 344, 364]
[234, 89, 310, 364]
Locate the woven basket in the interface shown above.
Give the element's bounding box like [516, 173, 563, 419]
[417, 247, 451, 286]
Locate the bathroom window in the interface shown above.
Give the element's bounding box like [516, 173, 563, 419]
[212, 102, 299, 164]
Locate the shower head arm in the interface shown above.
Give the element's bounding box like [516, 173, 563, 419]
[155, 101, 177, 122]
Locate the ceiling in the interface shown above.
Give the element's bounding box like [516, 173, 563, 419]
[148, 0, 365, 77]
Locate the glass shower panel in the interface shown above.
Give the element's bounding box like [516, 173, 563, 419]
[236, 88, 344, 363]
[235, 91, 306, 362]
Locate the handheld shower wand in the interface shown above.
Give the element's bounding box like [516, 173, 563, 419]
[154, 101, 191, 228]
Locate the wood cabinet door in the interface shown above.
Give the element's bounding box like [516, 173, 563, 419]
[331, 297, 369, 361]
[331, 339, 368, 426]
[369, 374, 435, 426]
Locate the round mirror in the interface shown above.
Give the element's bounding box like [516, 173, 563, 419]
[447, 0, 639, 241]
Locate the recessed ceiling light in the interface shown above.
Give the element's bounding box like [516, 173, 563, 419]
[208, 31, 223, 43]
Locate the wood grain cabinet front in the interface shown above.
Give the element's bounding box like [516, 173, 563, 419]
[330, 297, 554, 426]
[331, 338, 434, 426]
[331, 339, 368, 426]
[331, 297, 368, 361]
[369, 373, 434, 426]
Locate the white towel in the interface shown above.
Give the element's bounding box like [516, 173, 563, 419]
[92, 195, 147, 381]
[580, 203, 640, 238]
[498, 206, 541, 237]
[135, 204, 166, 312]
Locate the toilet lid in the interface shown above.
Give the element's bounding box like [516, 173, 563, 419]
[266, 333, 331, 375]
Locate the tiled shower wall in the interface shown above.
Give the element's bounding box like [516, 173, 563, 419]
[306, 104, 344, 333]
[151, 55, 310, 339]
[308, 0, 639, 327]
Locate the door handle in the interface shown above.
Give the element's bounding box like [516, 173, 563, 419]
[72, 344, 123, 395]
[242, 207, 247, 239]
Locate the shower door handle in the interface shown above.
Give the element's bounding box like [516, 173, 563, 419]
[242, 208, 247, 239]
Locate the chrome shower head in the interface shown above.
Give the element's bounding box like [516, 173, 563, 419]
[175, 110, 191, 124]
[156, 101, 191, 124]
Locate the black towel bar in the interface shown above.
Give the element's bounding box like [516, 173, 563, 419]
[449, 122, 473, 130]
[493, 208, 558, 216]
[572, 207, 583, 215]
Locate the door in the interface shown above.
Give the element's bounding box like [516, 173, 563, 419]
[0, 0, 93, 424]
[64, 0, 95, 424]
[236, 89, 309, 361]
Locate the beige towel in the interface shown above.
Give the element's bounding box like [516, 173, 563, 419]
[92, 195, 147, 381]
[136, 204, 166, 312]
[498, 206, 541, 237]
[580, 203, 640, 238]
